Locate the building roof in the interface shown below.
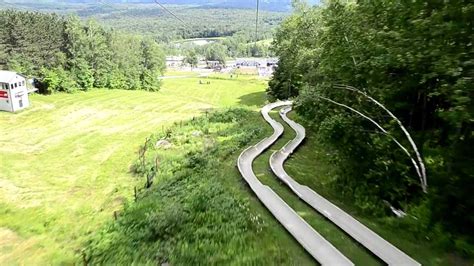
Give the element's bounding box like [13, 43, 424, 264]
[165, 56, 184, 61]
[0, 71, 26, 83]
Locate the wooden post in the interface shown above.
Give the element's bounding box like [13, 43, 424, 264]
[82, 251, 89, 266]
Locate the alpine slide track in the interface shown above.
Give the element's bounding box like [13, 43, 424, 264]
[237, 101, 420, 266]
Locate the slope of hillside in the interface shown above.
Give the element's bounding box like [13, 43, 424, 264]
[0, 2, 287, 41]
[0, 74, 268, 264]
[3, 0, 321, 11]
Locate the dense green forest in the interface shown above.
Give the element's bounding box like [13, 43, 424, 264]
[4, 0, 320, 12]
[0, 10, 165, 92]
[1, 2, 286, 42]
[95, 5, 282, 42]
[167, 35, 274, 60]
[1, 2, 285, 58]
[269, 0, 473, 256]
[171, 38, 274, 65]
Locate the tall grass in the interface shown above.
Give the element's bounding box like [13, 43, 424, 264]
[85, 108, 310, 264]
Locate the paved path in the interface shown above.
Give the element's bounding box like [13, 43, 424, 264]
[269, 106, 421, 266]
[237, 101, 353, 265]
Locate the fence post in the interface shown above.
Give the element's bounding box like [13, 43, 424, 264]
[82, 251, 89, 266]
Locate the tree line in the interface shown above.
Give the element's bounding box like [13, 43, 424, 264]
[96, 6, 283, 43]
[0, 10, 165, 93]
[164, 34, 275, 62]
[268, 0, 473, 255]
[179, 42, 274, 67]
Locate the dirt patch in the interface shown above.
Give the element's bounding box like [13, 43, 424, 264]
[0, 179, 21, 203]
[0, 228, 21, 247]
[0, 179, 50, 208]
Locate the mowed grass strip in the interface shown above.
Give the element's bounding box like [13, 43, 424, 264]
[0, 75, 266, 264]
[252, 108, 382, 265]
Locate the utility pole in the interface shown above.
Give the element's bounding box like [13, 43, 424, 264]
[254, 0, 260, 56]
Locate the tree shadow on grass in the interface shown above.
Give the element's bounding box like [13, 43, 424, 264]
[238, 91, 267, 107]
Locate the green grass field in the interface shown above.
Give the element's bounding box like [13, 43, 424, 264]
[84, 108, 320, 264]
[2, 72, 467, 265]
[0, 75, 267, 264]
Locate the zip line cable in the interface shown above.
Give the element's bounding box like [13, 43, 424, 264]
[153, 0, 188, 26]
[96, 0, 131, 12]
[95, 1, 189, 32]
[316, 94, 426, 192]
[95, 0, 259, 42]
[96, 0, 117, 10]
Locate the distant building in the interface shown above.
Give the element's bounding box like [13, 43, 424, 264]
[234, 57, 279, 67]
[266, 58, 278, 67]
[166, 56, 185, 67]
[0, 71, 30, 112]
[206, 61, 223, 70]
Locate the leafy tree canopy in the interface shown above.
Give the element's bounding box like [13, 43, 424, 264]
[268, 0, 474, 255]
[0, 10, 165, 92]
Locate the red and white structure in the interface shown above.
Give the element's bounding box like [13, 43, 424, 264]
[0, 70, 30, 112]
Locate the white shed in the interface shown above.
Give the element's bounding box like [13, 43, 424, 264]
[0, 70, 30, 112]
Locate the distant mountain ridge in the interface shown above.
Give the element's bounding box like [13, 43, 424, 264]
[5, 0, 320, 12]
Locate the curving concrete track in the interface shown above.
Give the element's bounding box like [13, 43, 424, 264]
[237, 101, 353, 265]
[269, 106, 421, 266]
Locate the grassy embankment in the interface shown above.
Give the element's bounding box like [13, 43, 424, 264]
[0, 73, 267, 264]
[85, 108, 317, 265]
[85, 105, 399, 265]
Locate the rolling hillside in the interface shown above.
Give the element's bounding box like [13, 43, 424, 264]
[0, 74, 268, 264]
[3, 0, 321, 11]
